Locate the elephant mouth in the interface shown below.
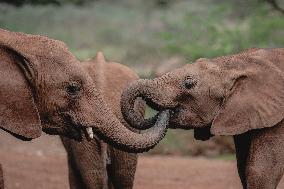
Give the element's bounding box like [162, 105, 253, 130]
[60, 113, 95, 141]
[41, 112, 93, 141]
[142, 96, 168, 111]
[141, 96, 176, 128]
[142, 101, 202, 130]
[44, 126, 83, 141]
[168, 106, 214, 130]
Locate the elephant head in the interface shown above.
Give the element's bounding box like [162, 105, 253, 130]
[0, 29, 169, 153]
[121, 48, 284, 138]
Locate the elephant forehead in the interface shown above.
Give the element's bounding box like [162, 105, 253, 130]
[171, 64, 198, 76]
[172, 63, 204, 80]
[194, 60, 220, 70]
[56, 61, 92, 81]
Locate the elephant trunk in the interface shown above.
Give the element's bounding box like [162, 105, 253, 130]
[121, 78, 178, 130]
[90, 89, 170, 153]
[121, 79, 158, 130]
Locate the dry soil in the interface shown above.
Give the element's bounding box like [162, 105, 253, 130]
[0, 132, 283, 189]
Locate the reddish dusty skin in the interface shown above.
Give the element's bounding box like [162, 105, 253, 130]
[121, 48, 284, 189]
[60, 53, 146, 189]
[0, 29, 169, 188]
[0, 28, 169, 150]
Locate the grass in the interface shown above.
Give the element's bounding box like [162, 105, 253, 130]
[158, 0, 284, 61]
[0, 0, 282, 156]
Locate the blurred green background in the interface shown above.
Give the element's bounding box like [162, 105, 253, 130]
[0, 0, 283, 157]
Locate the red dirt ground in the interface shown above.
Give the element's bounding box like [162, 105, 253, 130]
[0, 132, 283, 189]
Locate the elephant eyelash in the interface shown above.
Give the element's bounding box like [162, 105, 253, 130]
[183, 76, 196, 89]
[66, 81, 82, 96]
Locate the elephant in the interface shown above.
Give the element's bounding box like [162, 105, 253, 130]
[61, 52, 144, 189]
[121, 48, 284, 189]
[0, 29, 170, 188]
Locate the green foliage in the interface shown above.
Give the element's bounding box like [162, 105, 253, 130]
[158, 0, 284, 61]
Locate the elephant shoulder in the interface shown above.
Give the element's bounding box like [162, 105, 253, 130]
[106, 62, 139, 82]
[104, 62, 140, 95]
[101, 62, 139, 112]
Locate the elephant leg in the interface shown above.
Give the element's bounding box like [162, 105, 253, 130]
[245, 123, 284, 189]
[61, 136, 108, 189]
[0, 164, 4, 189]
[66, 152, 85, 189]
[234, 132, 252, 188]
[107, 145, 137, 189]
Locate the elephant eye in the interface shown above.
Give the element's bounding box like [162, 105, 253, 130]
[66, 82, 81, 96]
[183, 78, 196, 89]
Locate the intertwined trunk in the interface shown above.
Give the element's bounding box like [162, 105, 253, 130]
[90, 88, 170, 153]
[121, 77, 178, 130]
[121, 79, 158, 130]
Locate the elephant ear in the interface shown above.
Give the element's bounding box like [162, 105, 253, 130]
[0, 30, 41, 140]
[93, 51, 106, 90]
[211, 54, 284, 135]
